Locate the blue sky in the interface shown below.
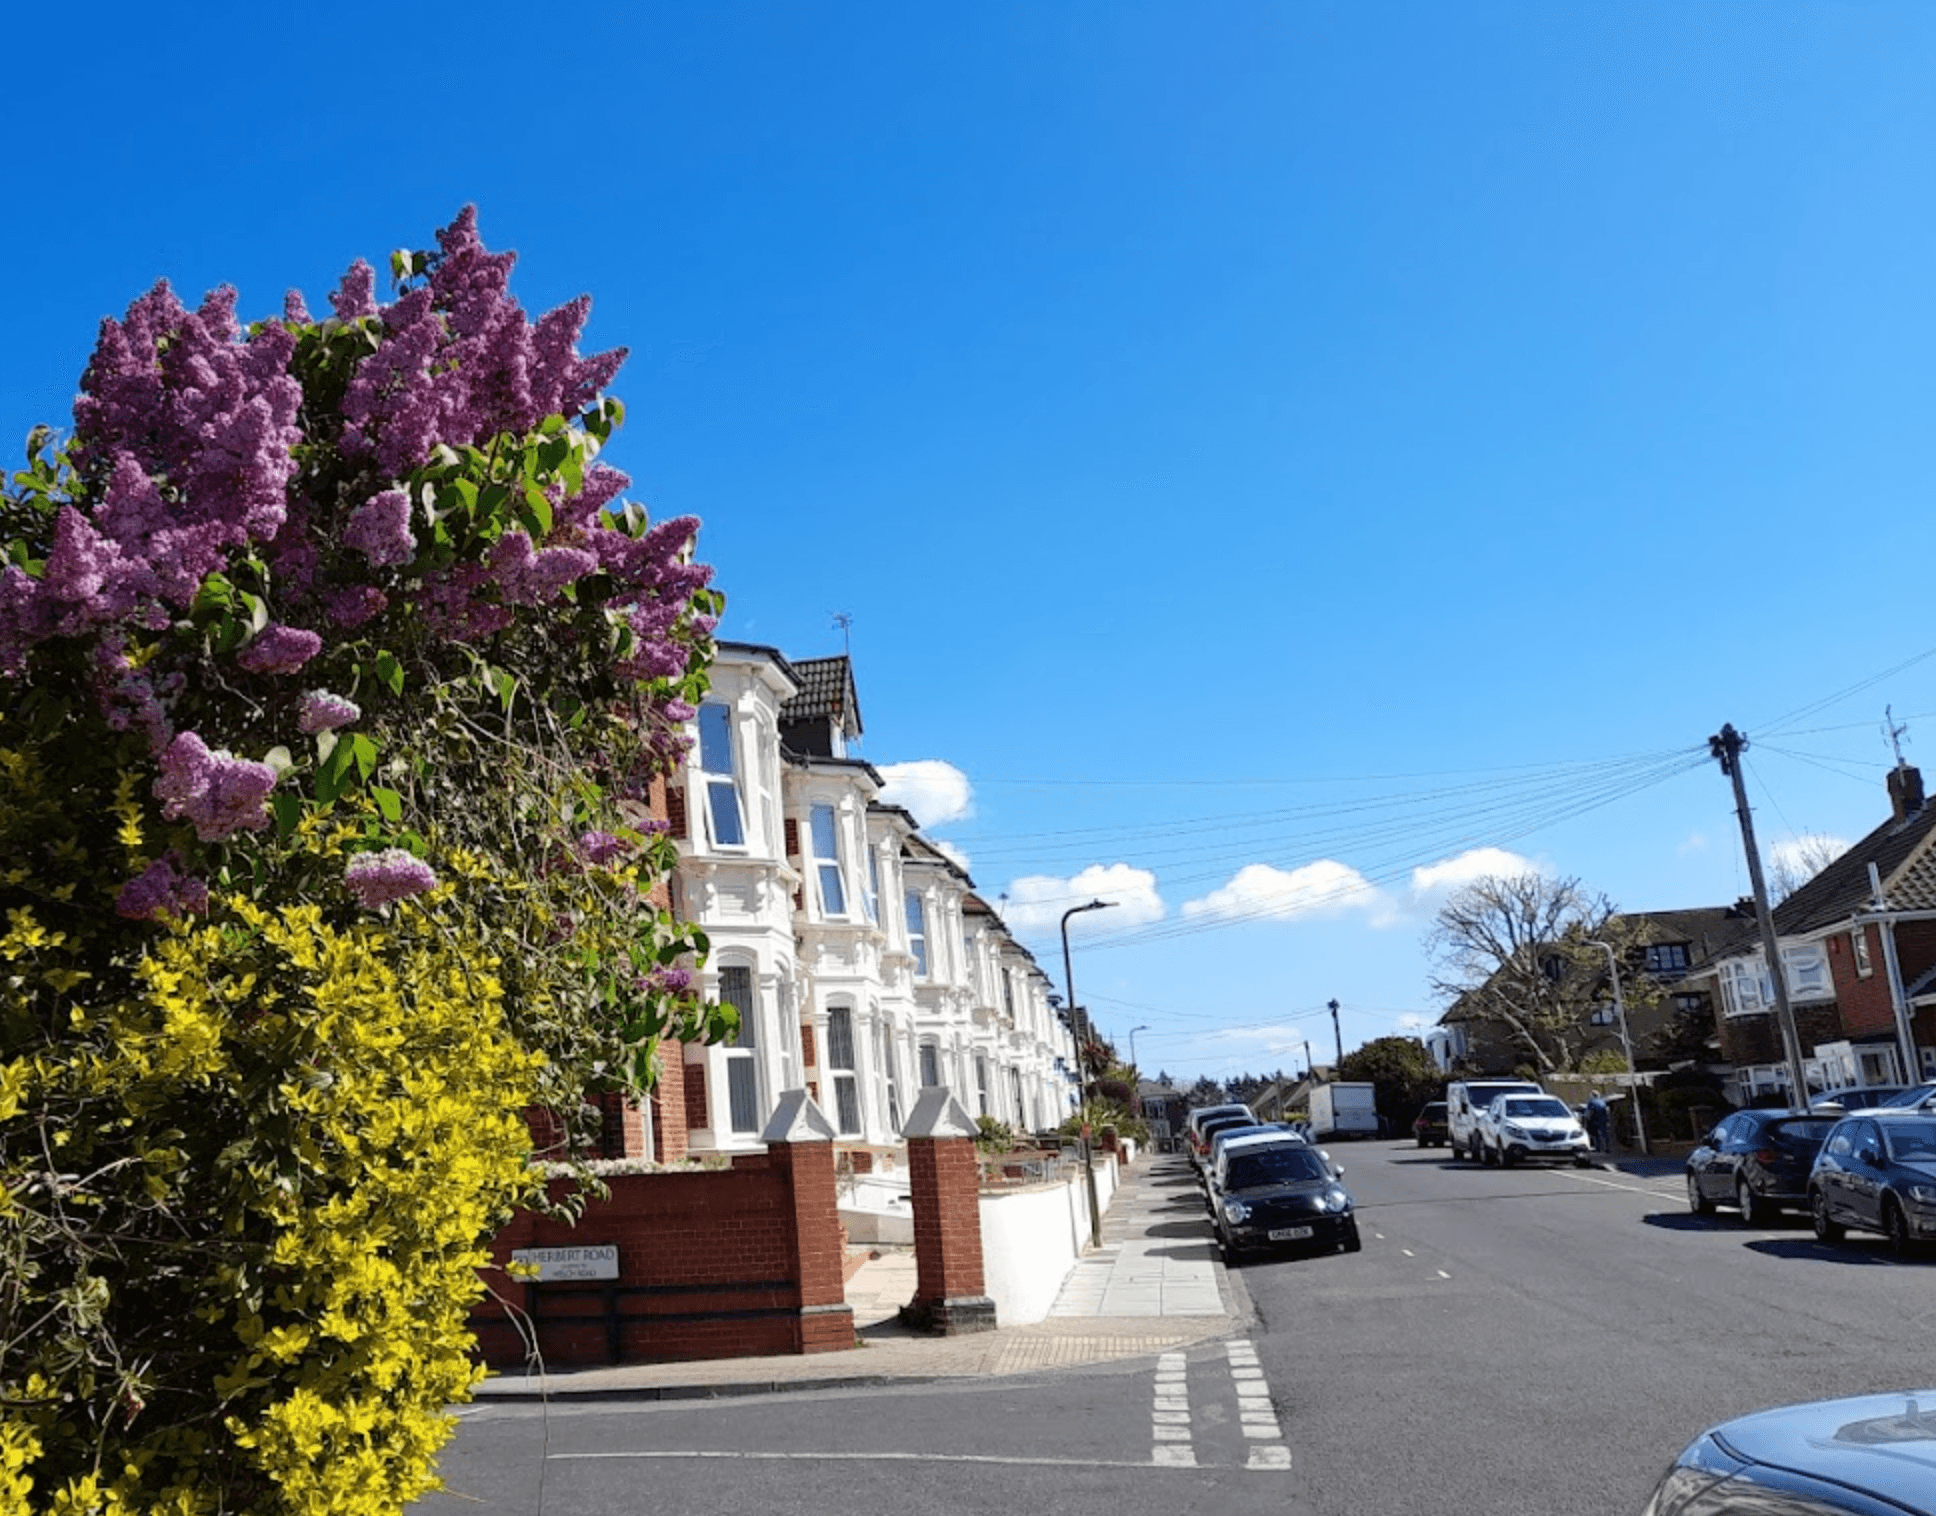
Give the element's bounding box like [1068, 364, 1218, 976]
[12, 3, 1936, 1084]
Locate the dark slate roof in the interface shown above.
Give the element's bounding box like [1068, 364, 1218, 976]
[1772, 789, 1936, 937]
[779, 656, 862, 738]
[1625, 906, 1762, 973]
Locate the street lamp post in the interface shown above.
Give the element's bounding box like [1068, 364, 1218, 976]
[1587, 940, 1650, 1156]
[1061, 898, 1116, 1249]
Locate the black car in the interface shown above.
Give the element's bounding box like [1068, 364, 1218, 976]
[1641, 1389, 1936, 1514]
[1413, 1101, 1449, 1147]
[1686, 1110, 1837, 1226]
[1808, 1111, 1936, 1255]
[1212, 1142, 1359, 1262]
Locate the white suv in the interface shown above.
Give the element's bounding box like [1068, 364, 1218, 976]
[1477, 1093, 1591, 1167]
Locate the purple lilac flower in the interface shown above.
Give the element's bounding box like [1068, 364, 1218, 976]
[577, 830, 626, 866]
[330, 259, 378, 321]
[297, 690, 361, 734]
[344, 849, 438, 909]
[115, 853, 210, 920]
[643, 967, 693, 996]
[344, 489, 416, 568]
[284, 290, 312, 324]
[489, 531, 596, 605]
[321, 585, 388, 629]
[154, 731, 277, 842]
[236, 623, 323, 676]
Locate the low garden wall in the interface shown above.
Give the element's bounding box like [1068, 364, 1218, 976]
[978, 1151, 1121, 1325]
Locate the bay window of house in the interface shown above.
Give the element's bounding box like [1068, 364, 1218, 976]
[1719, 957, 1770, 1017]
[718, 964, 761, 1134]
[697, 702, 746, 849]
[1782, 944, 1831, 1001]
[876, 1008, 901, 1132]
[918, 1040, 940, 1088]
[1852, 927, 1873, 978]
[906, 892, 929, 978]
[810, 803, 848, 917]
[826, 1005, 862, 1136]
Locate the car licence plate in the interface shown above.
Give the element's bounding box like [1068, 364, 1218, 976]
[1268, 1226, 1314, 1241]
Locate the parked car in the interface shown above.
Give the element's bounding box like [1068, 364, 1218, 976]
[1212, 1141, 1359, 1263]
[1686, 1110, 1837, 1225]
[1807, 1111, 1936, 1255]
[1810, 1083, 1908, 1112]
[1206, 1129, 1316, 1202]
[1203, 1122, 1306, 1179]
[1445, 1078, 1543, 1161]
[1877, 1082, 1936, 1110]
[1413, 1101, 1449, 1148]
[1475, 1092, 1591, 1167]
[1190, 1110, 1260, 1171]
[1640, 1389, 1936, 1515]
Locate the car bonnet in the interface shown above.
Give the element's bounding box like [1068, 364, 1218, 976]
[1712, 1390, 1936, 1512]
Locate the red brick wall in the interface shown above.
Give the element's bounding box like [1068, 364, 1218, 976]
[1833, 925, 1898, 1039]
[666, 784, 688, 842]
[1717, 1003, 1848, 1067]
[800, 1021, 817, 1070]
[683, 1060, 710, 1134]
[652, 1039, 689, 1162]
[907, 1136, 986, 1305]
[473, 1141, 854, 1367]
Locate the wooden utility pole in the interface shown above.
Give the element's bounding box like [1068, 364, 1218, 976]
[1708, 724, 1812, 1110]
[1328, 998, 1343, 1068]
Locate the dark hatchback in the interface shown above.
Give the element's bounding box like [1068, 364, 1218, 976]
[1213, 1143, 1359, 1262]
[1808, 1111, 1936, 1256]
[1641, 1389, 1936, 1515]
[1413, 1101, 1449, 1147]
[1686, 1110, 1838, 1226]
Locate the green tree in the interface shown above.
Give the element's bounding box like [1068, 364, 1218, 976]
[1338, 1036, 1443, 1130]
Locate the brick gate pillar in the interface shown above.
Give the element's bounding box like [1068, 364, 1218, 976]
[760, 1089, 856, 1354]
[902, 1086, 997, 1335]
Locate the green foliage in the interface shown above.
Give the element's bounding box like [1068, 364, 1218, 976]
[1057, 1099, 1149, 1148]
[1578, 1048, 1632, 1076]
[973, 1116, 1019, 1154]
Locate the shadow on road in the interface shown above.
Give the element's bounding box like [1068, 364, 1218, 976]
[1744, 1237, 1913, 1266]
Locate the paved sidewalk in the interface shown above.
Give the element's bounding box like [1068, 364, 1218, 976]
[473, 1152, 1239, 1402]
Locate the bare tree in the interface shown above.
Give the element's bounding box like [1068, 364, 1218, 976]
[1768, 834, 1846, 904]
[1428, 873, 1657, 1074]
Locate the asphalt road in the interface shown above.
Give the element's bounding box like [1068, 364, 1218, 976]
[1233, 1139, 1936, 1516]
[416, 1141, 1936, 1516]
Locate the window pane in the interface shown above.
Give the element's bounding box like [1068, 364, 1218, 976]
[827, 1007, 856, 1070]
[919, 1044, 939, 1087]
[819, 862, 846, 915]
[810, 804, 839, 859]
[708, 778, 744, 847]
[720, 966, 757, 1048]
[698, 703, 735, 774]
[727, 1059, 759, 1133]
[834, 1075, 861, 1135]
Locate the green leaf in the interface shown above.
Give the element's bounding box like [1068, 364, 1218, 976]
[315, 739, 357, 804]
[350, 733, 378, 781]
[192, 575, 235, 618]
[270, 793, 301, 840]
[520, 479, 553, 536]
[375, 650, 404, 696]
[372, 786, 403, 824]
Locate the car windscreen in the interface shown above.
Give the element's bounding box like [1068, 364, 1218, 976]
[1464, 1084, 1537, 1107]
[1881, 1122, 1936, 1160]
[1421, 1104, 1446, 1117]
[1209, 1124, 1272, 1151]
[1766, 1117, 1836, 1143]
[1225, 1147, 1329, 1190]
[1501, 1098, 1571, 1120]
[1199, 1116, 1254, 1143]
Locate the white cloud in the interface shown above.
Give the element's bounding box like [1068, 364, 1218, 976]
[1678, 831, 1710, 857]
[875, 759, 974, 827]
[1182, 860, 1386, 923]
[1002, 863, 1166, 936]
[934, 839, 973, 873]
[1395, 1013, 1429, 1033]
[1408, 847, 1542, 899]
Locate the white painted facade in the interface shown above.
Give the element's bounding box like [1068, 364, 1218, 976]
[671, 643, 1077, 1156]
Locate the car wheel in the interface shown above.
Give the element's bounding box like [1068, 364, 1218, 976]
[1341, 1224, 1362, 1254]
[1736, 1178, 1763, 1228]
[1884, 1198, 1919, 1258]
[1498, 1144, 1516, 1169]
[1811, 1188, 1845, 1244]
[1687, 1174, 1714, 1216]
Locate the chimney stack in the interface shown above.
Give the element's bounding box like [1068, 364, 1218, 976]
[1889, 763, 1925, 822]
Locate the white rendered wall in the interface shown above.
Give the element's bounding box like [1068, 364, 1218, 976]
[976, 1153, 1121, 1325]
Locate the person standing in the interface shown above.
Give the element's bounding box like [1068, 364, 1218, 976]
[1584, 1091, 1610, 1154]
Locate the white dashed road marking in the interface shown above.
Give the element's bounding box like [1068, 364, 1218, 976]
[1152, 1352, 1196, 1466]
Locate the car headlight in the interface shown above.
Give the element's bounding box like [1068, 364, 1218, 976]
[1503, 1123, 1528, 1139]
[1908, 1184, 1936, 1206]
[1324, 1188, 1350, 1212]
[1223, 1199, 1250, 1224]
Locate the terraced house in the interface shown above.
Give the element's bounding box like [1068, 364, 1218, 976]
[650, 642, 1075, 1170]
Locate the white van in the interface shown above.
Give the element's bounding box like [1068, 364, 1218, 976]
[1445, 1078, 1543, 1162]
